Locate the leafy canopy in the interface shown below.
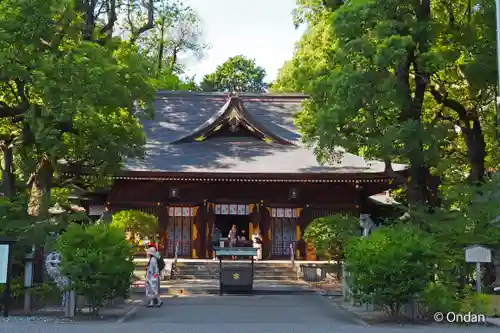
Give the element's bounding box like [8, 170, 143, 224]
[201, 55, 267, 93]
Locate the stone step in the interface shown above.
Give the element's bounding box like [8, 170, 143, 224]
[174, 266, 296, 271]
[135, 267, 296, 274]
[134, 259, 299, 282]
[173, 268, 296, 274]
[172, 274, 297, 281]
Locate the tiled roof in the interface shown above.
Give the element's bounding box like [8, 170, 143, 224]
[124, 91, 406, 175]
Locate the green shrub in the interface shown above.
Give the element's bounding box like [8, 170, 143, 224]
[0, 279, 60, 311]
[460, 292, 494, 316]
[421, 281, 461, 314]
[56, 223, 135, 315]
[345, 224, 437, 316]
[111, 210, 158, 244]
[303, 213, 359, 261]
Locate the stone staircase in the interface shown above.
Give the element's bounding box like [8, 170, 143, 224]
[133, 258, 299, 282]
[173, 260, 298, 281]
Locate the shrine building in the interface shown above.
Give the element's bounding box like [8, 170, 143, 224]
[92, 91, 405, 260]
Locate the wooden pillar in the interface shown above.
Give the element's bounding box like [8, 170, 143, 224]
[196, 206, 204, 259]
[157, 204, 167, 256]
[192, 206, 202, 259]
[300, 206, 313, 260]
[205, 203, 216, 258]
[249, 203, 261, 235]
[163, 205, 171, 257]
[260, 204, 271, 259]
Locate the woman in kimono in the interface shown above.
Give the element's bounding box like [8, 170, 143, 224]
[252, 227, 262, 260]
[145, 246, 162, 307]
[228, 225, 237, 259]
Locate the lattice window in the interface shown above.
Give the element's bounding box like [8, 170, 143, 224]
[312, 209, 335, 219]
[166, 216, 193, 257]
[271, 217, 298, 256]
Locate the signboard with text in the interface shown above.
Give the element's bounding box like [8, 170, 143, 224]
[465, 245, 492, 263]
[0, 244, 9, 284]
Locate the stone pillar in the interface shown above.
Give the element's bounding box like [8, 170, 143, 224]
[24, 252, 35, 312]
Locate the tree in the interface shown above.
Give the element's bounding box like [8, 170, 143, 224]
[0, 0, 163, 217]
[277, 0, 500, 293]
[278, 0, 498, 207]
[139, 1, 209, 73]
[201, 55, 267, 93]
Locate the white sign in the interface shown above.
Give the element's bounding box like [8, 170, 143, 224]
[0, 244, 9, 283]
[88, 205, 105, 216]
[465, 245, 492, 263]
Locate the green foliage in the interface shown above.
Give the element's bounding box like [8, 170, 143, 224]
[0, 279, 60, 311]
[345, 224, 437, 315]
[279, 0, 499, 205]
[303, 213, 359, 261]
[421, 281, 462, 314]
[138, 1, 208, 76]
[0, 195, 66, 274]
[201, 55, 267, 92]
[56, 223, 135, 315]
[111, 210, 159, 243]
[0, 0, 162, 216]
[460, 292, 494, 316]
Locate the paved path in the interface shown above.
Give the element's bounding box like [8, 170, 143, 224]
[1, 284, 499, 333]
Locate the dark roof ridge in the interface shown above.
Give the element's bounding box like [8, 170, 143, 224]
[156, 90, 308, 99]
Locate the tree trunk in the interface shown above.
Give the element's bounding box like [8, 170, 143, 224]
[157, 17, 166, 71]
[27, 155, 53, 218]
[0, 141, 15, 199]
[462, 117, 486, 183]
[169, 46, 179, 71]
[493, 252, 500, 288]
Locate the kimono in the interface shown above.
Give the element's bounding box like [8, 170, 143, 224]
[145, 256, 160, 300]
[252, 232, 262, 260]
[228, 229, 237, 247]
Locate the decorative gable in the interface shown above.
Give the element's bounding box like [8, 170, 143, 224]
[170, 96, 295, 145]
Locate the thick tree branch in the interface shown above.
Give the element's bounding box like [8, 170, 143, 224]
[384, 158, 407, 185]
[99, 0, 117, 37]
[0, 80, 30, 117]
[129, 0, 155, 43]
[428, 85, 469, 121]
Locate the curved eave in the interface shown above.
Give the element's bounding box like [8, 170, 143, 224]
[234, 99, 295, 146]
[170, 98, 232, 144]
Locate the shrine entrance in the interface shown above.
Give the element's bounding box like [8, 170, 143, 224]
[214, 203, 251, 240]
